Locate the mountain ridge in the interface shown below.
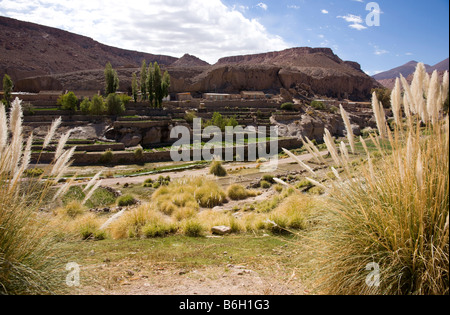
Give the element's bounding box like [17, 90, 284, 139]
[1, 15, 379, 101]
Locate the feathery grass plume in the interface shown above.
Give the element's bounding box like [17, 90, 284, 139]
[9, 98, 23, 135]
[21, 134, 33, 171]
[402, 92, 411, 120]
[304, 136, 327, 164]
[305, 177, 327, 190]
[371, 91, 388, 138]
[282, 148, 315, 176]
[51, 146, 76, 184]
[331, 167, 341, 181]
[42, 117, 62, 149]
[82, 180, 102, 205]
[340, 141, 350, 163]
[83, 171, 103, 192]
[359, 136, 375, 179]
[411, 63, 429, 122]
[416, 149, 423, 189]
[306, 78, 449, 295]
[423, 71, 430, 94]
[339, 105, 356, 154]
[300, 136, 321, 164]
[323, 128, 341, 166]
[390, 78, 403, 126]
[54, 130, 73, 160]
[442, 71, 449, 105]
[8, 98, 24, 173]
[53, 173, 79, 201]
[0, 103, 7, 152]
[411, 62, 427, 105]
[1, 98, 69, 294]
[273, 177, 289, 187]
[427, 70, 441, 124]
[401, 74, 416, 115]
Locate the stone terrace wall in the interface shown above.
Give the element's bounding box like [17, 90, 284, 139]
[31, 138, 302, 165]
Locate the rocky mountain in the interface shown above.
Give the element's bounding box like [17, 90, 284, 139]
[374, 58, 449, 89]
[0, 16, 177, 82]
[171, 54, 210, 67]
[2, 15, 380, 101]
[428, 58, 449, 72]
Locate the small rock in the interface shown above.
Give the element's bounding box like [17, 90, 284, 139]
[212, 226, 232, 235]
[126, 270, 135, 277]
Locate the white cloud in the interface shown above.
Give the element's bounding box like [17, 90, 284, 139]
[287, 5, 300, 10]
[337, 14, 367, 30]
[372, 45, 389, 55]
[256, 3, 268, 11]
[0, 0, 289, 64]
[321, 9, 329, 14]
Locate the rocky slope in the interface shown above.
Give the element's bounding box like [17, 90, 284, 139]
[375, 59, 449, 89]
[2, 16, 379, 101]
[0, 16, 177, 81]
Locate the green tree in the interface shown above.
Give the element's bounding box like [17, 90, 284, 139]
[105, 93, 125, 116]
[90, 94, 106, 115]
[371, 88, 392, 108]
[140, 60, 148, 101]
[131, 72, 138, 103]
[104, 62, 119, 95]
[2, 74, 13, 107]
[58, 92, 78, 111]
[153, 62, 162, 108]
[161, 70, 171, 103]
[147, 62, 154, 107]
[80, 97, 91, 114]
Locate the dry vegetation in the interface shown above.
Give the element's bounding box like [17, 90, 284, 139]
[1, 64, 448, 295]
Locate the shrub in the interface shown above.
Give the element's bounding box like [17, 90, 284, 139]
[143, 221, 177, 238]
[134, 148, 144, 161]
[194, 185, 227, 208]
[210, 159, 227, 177]
[117, 194, 137, 207]
[310, 100, 326, 111]
[108, 205, 166, 239]
[80, 97, 91, 114]
[58, 201, 86, 218]
[261, 174, 274, 183]
[99, 149, 114, 165]
[90, 95, 106, 115]
[105, 93, 125, 116]
[260, 180, 271, 189]
[281, 102, 294, 111]
[227, 184, 249, 201]
[183, 219, 205, 237]
[307, 186, 325, 195]
[58, 92, 78, 111]
[184, 111, 197, 124]
[24, 168, 44, 178]
[119, 94, 132, 106]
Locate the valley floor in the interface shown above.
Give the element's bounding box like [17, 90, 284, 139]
[63, 235, 309, 295]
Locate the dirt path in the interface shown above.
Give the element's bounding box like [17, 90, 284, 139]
[98, 152, 323, 187]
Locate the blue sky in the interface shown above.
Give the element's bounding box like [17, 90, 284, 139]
[0, 0, 448, 75]
[221, 0, 449, 74]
